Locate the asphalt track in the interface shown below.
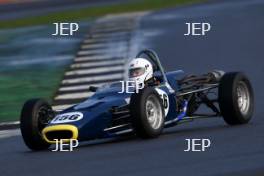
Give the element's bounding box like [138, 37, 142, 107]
[1, 0, 264, 176]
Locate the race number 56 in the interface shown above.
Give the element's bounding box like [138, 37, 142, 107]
[161, 94, 168, 109]
[155, 88, 169, 116]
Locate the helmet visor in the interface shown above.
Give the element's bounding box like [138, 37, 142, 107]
[129, 67, 145, 78]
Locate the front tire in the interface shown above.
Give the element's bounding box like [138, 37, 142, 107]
[218, 72, 254, 125]
[130, 87, 165, 138]
[20, 99, 53, 150]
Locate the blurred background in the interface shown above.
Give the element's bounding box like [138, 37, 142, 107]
[0, 0, 204, 122]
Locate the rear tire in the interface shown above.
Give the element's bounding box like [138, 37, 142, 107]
[130, 87, 165, 138]
[218, 72, 254, 125]
[20, 99, 53, 150]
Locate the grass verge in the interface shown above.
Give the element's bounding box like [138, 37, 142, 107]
[0, 68, 65, 122]
[0, 0, 205, 29]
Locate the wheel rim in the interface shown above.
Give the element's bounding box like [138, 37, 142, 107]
[145, 95, 163, 129]
[237, 81, 250, 115]
[37, 106, 53, 134]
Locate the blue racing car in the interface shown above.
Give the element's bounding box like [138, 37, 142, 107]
[20, 49, 254, 150]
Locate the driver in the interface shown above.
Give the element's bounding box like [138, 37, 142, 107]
[128, 58, 158, 88]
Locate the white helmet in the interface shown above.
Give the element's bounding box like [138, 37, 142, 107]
[128, 58, 153, 87]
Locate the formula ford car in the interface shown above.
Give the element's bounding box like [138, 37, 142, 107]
[20, 49, 254, 150]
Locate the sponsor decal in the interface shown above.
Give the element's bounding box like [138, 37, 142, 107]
[51, 112, 83, 124]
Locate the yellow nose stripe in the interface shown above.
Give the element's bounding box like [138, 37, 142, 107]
[42, 125, 78, 144]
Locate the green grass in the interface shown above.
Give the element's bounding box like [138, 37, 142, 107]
[0, 0, 204, 29]
[0, 68, 65, 122]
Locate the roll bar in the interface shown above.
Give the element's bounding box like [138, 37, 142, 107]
[135, 49, 168, 83]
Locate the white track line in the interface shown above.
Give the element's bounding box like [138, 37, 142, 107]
[77, 49, 107, 56]
[93, 26, 133, 32]
[62, 73, 123, 84]
[83, 37, 126, 44]
[88, 26, 134, 34]
[81, 43, 109, 49]
[54, 92, 94, 100]
[90, 31, 129, 39]
[0, 129, 20, 139]
[83, 38, 109, 43]
[74, 55, 125, 62]
[59, 83, 104, 92]
[81, 41, 126, 49]
[66, 65, 124, 76]
[77, 47, 126, 56]
[71, 59, 125, 69]
[0, 121, 19, 126]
